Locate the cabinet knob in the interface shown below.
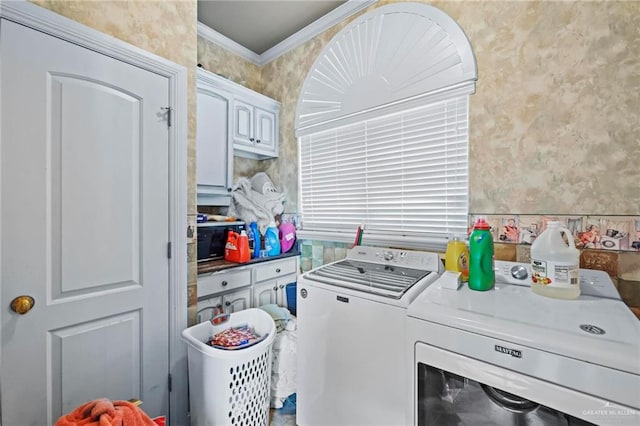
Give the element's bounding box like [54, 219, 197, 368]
[256, 139, 261, 144]
[275, 268, 281, 273]
[221, 281, 228, 287]
[225, 301, 231, 306]
[279, 284, 284, 289]
[273, 286, 278, 291]
[250, 137, 255, 142]
[227, 187, 232, 192]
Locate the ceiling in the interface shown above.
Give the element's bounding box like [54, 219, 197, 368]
[197, 0, 347, 55]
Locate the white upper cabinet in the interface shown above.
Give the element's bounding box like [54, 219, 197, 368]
[232, 93, 279, 159]
[196, 68, 234, 206]
[196, 67, 280, 204]
[196, 67, 280, 161]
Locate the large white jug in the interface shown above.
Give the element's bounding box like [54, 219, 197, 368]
[531, 221, 581, 299]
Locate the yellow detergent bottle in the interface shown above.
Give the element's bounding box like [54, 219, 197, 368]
[531, 221, 580, 299]
[445, 234, 469, 282]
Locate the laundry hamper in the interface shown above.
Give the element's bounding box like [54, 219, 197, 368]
[182, 308, 276, 426]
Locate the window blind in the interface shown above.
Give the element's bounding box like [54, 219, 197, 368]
[299, 95, 469, 242]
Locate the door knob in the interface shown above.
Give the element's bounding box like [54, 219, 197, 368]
[10, 295, 35, 314]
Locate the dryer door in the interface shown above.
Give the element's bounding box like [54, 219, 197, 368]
[414, 342, 637, 426]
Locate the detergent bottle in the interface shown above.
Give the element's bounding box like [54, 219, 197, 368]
[445, 234, 469, 282]
[225, 230, 250, 263]
[531, 221, 580, 299]
[468, 217, 495, 291]
[264, 223, 281, 256]
[249, 222, 261, 259]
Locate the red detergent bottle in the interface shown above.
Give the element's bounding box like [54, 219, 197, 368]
[225, 230, 250, 263]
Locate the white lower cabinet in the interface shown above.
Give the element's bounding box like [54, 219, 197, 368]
[196, 294, 223, 324]
[253, 281, 278, 307]
[196, 256, 299, 321]
[222, 288, 251, 313]
[196, 287, 251, 323]
[197, 267, 252, 322]
[252, 257, 298, 309]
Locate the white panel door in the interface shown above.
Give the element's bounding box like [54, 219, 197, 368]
[1, 20, 170, 424]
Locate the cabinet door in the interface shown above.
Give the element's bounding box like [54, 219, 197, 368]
[233, 99, 254, 147]
[196, 79, 233, 206]
[253, 282, 277, 308]
[222, 288, 251, 313]
[254, 107, 276, 151]
[275, 284, 288, 309]
[196, 294, 223, 323]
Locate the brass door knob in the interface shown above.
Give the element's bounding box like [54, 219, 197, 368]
[10, 295, 35, 314]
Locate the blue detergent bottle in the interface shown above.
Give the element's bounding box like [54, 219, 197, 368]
[250, 222, 261, 258]
[264, 223, 281, 256]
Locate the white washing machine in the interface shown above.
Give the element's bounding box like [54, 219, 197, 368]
[297, 246, 443, 426]
[406, 260, 640, 425]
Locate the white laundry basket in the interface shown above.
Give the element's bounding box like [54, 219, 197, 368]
[182, 308, 276, 426]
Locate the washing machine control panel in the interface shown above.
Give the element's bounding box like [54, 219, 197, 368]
[348, 246, 441, 272]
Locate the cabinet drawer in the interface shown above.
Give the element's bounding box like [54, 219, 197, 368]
[198, 268, 251, 297]
[253, 257, 298, 283]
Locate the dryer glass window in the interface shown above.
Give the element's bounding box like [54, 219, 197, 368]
[417, 363, 595, 426]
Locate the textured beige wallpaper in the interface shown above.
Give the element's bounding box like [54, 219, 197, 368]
[261, 0, 640, 216]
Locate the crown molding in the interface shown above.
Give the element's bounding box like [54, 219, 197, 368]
[197, 21, 262, 64]
[197, 0, 378, 66]
[260, 0, 377, 65]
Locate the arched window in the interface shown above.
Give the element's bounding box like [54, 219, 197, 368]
[296, 3, 477, 249]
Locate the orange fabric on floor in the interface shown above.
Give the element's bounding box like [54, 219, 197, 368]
[55, 398, 157, 426]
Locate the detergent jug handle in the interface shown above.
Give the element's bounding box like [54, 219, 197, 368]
[560, 226, 577, 249]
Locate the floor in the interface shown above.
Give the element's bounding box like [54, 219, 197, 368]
[269, 408, 296, 426]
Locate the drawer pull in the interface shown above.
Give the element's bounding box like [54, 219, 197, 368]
[221, 281, 228, 287]
[275, 268, 281, 273]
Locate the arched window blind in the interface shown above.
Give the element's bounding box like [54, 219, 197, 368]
[296, 3, 477, 249]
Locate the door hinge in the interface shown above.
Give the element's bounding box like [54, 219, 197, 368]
[167, 242, 172, 259]
[168, 373, 172, 392]
[161, 106, 173, 127]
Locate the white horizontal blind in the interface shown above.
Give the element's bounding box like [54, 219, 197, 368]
[299, 95, 469, 239]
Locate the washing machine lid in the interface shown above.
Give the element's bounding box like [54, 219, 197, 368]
[305, 258, 432, 299]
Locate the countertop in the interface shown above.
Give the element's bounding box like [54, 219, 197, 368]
[197, 245, 300, 275]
